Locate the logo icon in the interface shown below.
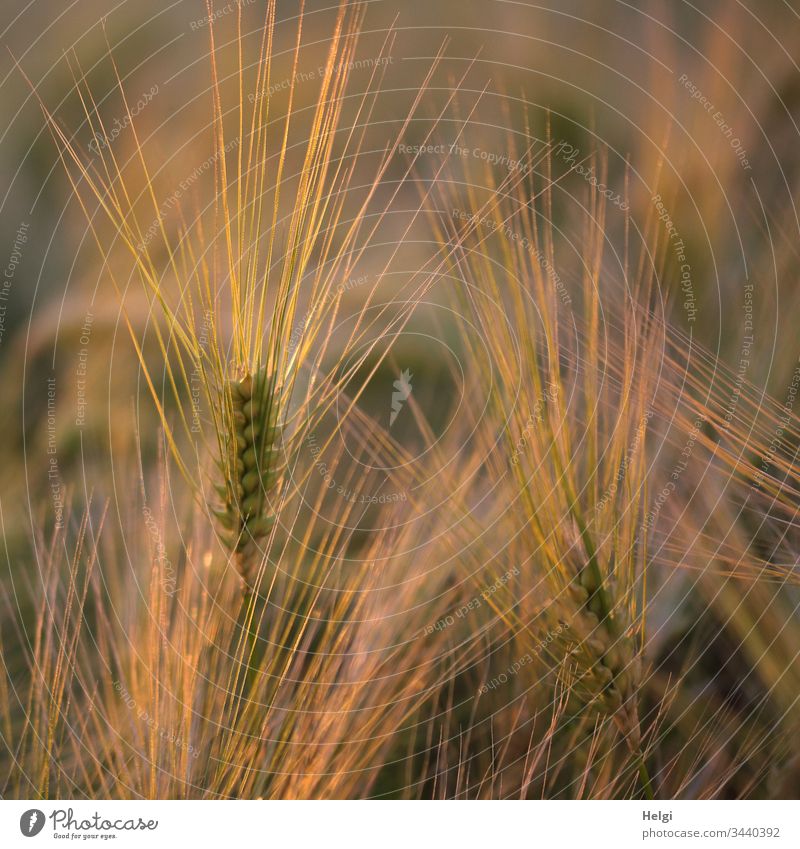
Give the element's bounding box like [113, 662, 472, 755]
[389, 369, 413, 427]
[20, 809, 45, 837]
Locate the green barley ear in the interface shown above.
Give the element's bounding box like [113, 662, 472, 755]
[537, 512, 655, 798]
[558, 554, 643, 751]
[215, 367, 284, 588]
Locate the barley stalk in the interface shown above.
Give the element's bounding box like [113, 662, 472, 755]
[428, 136, 660, 796]
[27, 0, 448, 594]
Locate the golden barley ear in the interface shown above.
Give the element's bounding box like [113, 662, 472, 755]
[214, 366, 284, 588]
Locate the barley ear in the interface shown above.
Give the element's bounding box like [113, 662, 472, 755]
[216, 366, 284, 589]
[558, 559, 644, 753]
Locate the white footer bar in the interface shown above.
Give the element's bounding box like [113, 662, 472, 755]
[0, 800, 797, 848]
